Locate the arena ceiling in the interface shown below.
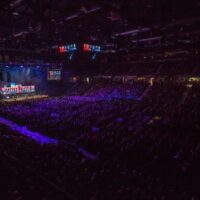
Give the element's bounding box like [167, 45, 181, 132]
[0, 0, 200, 59]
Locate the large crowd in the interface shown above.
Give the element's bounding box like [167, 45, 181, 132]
[0, 79, 200, 200]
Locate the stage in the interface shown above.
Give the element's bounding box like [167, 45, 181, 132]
[1, 94, 48, 102]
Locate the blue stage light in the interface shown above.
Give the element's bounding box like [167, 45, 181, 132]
[92, 53, 98, 60]
[69, 52, 74, 60]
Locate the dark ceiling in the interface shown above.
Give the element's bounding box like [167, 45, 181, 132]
[0, 0, 200, 63]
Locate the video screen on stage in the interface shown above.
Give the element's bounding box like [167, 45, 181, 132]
[47, 70, 62, 81]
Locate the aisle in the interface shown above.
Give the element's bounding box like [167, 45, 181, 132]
[0, 117, 58, 145]
[0, 116, 96, 160]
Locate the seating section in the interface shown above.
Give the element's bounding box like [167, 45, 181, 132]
[1, 80, 200, 200]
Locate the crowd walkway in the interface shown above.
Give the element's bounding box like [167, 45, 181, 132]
[0, 116, 96, 160]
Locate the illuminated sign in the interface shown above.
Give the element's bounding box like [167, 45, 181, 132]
[0, 85, 35, 95]
[59, 46, 65, 53]
[47, 70, 61, 80]
[59, 44, 77, 53]
[83, 44, 101, 52]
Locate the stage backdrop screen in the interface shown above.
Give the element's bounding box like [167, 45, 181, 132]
[47, 70, 62, 81]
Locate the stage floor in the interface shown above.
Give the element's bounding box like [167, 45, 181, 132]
[1, 94, 49, 102]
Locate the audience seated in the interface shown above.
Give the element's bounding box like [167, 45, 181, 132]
[1, 79, 200, 200]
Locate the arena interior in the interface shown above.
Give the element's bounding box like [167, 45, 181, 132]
[1, 0, 200, 200]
